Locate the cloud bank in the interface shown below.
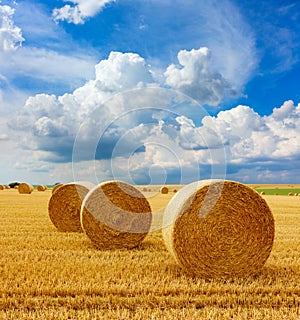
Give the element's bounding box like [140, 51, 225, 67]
[52, 0, 116, 24]
[7, 49, 300, 184]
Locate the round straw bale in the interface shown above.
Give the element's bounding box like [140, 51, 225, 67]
[48, 182, 94, 232]
[142, 187, 148, 192]
[52, 183, 63, 194]
[160, 186, 169, 194]
[18, 183, 34, 194]
[5, 185, 10, 189]
[288, 192, 294, 196]
[294, 193, 298, 196]
[260, 191, 266, 195]
[173, 189, 177, 193]
[81, 181, 152, 250]
[14, 185, 18, 189]
[0, 185, 4, 190]
[37, 185, 47, 191]
[163, 180, 275, 279]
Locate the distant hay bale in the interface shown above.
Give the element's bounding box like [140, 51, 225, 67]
[48, 182, 94, 232]
[294, 193, 298, 196]
[260, 191, 266, 195]
[52, 183, 63, 194]
[288, 192, 294, 196]
[0, 185, 4, 190]
[14, 185, 18, 189]
[81, 181, 152, 250]
[274, 192, 278, 196]
[142, 187, 148, 192]
[5, 185, 10, 189]
[163, 180, 275, 279]
[173, 189, 177, 193]
[160, 186, 169, 194]
[18, 183, 34, 194]
[37, 185, 47, 191]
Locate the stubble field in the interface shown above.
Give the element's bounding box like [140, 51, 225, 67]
[0, 187, 299, 319]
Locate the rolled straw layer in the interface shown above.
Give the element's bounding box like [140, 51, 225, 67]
[48, 182, 94, 232]
[163, 180, 275, 279]
[81, 181, 152, 250]
[52, 183, 63, 194]
[18, 183, 34, 194]
[37, 185, 47, 191]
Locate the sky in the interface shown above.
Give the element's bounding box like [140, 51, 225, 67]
[0, 0, 300, 185]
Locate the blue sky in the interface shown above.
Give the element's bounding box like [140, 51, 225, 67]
[0, 0, 300, 185]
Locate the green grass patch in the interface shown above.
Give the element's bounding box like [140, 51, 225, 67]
[255, 188, 300, 196]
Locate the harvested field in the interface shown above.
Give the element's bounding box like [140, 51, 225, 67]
[0, 187, 299, 319]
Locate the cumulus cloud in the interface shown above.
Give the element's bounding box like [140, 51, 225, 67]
[0, 5, 24, 52]
[53, 0, 115, 24]
[7, 47, 300, 184]
[164, 47, 231, 106]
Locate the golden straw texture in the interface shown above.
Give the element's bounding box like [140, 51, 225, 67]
[160, 186, 169, 194]
[48, 182, 94, 232]
[18, 183, 34, 194]
[163, 180, 275, 279]
[37, 185, 47, 191]
[52, 183, 63, 194]
[81, 181, 152, 250]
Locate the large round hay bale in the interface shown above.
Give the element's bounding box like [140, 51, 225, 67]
[163, 180, 275, 279]
[48, 182, 94, 232]
[18, 183, 34, 194]
[81, 181, 152, 250]
[0, 185, 4, 190]
[37, 185, 47, 191]
[160, 186, 169, 194]
[52, 183, 63, 194]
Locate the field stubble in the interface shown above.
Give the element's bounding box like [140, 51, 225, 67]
[0, 188, 299, 319]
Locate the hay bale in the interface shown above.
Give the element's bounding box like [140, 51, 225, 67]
[173, 189, 177, 193]
[48, 182, 94, 232]
[5, 185, 10, 189]
[162, 180, 275, 279]
[288, 192, 294, 196]
[260, 191, 266, 195]
[81, 181, 152, 250]
[294, 193, 298, 196]
[37, 185, 47, 191]
[18, 183, 34, 194]
[142, 187, 148, 192]
[14, 185, 18, 189]
[0, 185, 4, 190]
[160, 186, 169, 194]
[52, 183, 63, 194]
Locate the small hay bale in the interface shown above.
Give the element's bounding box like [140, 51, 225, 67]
[142, 187, 148, 192]
[48, 182, 94, 232]
[14, 185, 18, 189]
[81, 181, 152, 250]
[260, 191, 266, 195]
[162, 180, 275, 279]
[52, 183, 63, 194]
[37, 185, 47, 191]
[294, 193, 298, 196]
[274, 192, 278, 196]
[5, 185, 10, 189]
[18, 183, 34, 194]
[160, 186, 169, 194]
[173, 189, 177, 193]
[0, 185, 4, 190]
[288, 192, 294, 196]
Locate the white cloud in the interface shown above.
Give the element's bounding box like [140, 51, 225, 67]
[164, 47, 230, 106]
[0, 5, 24, 52]
[53, 0, 115, 24]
